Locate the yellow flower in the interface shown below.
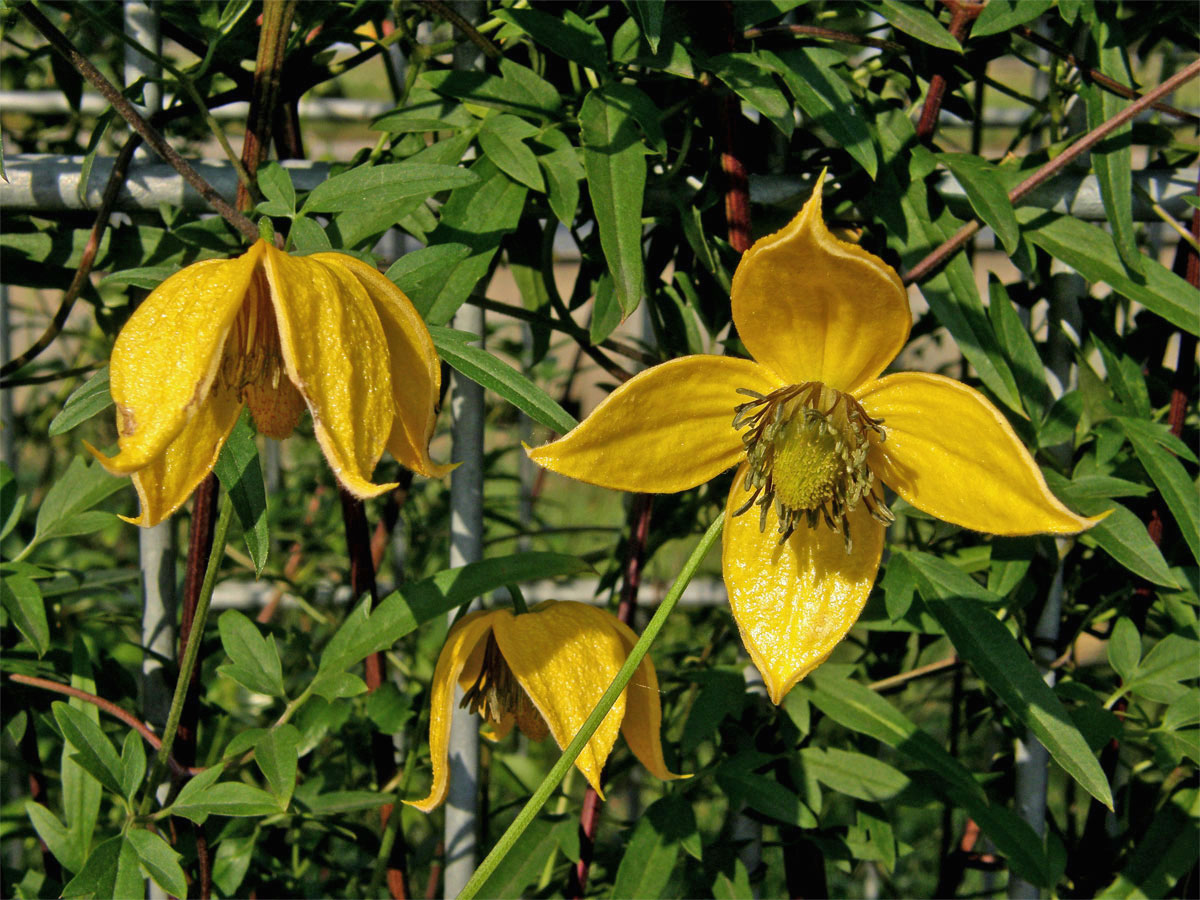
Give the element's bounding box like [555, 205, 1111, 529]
[528, 174, 1104, 704]
[407, 600, 681, 812]
[88, 239, 451, 526]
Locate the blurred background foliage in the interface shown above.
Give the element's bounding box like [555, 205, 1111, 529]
[0, 1, 1197, 898]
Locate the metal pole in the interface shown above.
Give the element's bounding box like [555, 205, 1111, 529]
[0, 285, 13, 475]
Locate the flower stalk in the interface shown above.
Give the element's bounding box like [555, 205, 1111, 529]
[457, 511, 726, 900]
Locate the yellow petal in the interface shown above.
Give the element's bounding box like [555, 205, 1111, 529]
[610, 619, 685, 780]
[97, 246, 263, 474]
[491, 601, 628, 799]
[117, 386, 243, 527]
[857, 372, 1103, 535]
[722, 466, 885, 704]
[260, 245, 397, 498]
[528, 356, 779, 493]
[312, 253, 453, 478]
[406, 610, 497, 813]
[731, 172, 910, 391]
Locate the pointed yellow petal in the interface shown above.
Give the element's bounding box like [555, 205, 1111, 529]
[117, 387, 243, 527]
[491, 601, 628, 799]
[312, 253, 452, 478]
[406, 610, 497, 813]
[722, 467, 886, 704]
[528, 356, 778, 493]
[857, 373, 1103, 535]
[731, 172, 910, 391]
[260, 245, 397, 498]
[610, 619, 685, 780]
[97, 245, 263, 474]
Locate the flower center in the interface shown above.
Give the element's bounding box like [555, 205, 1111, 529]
[732, 381, 893, 548]
[460, 634, 548, 742]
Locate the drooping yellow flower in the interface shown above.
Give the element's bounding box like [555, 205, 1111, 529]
[88, 239, 451, 526]
[529, 173, 1104, 704]
[408, 600, 681, 812]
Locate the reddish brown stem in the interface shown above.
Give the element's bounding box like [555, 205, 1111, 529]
[18, 4, 258, 243]
[237, 1, 298, 211]
[569, 494, 653, 898]
[903, 57, 1200, 286]
[915, 1, 983, 141]
[10, 674, 200, 777]
[339, 488, 410, 900]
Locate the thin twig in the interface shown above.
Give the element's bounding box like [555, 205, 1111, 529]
[869, 655, 961, 692]
[902, 56, 1200, 286]
[743, 24, 904, 53]
[8, 674, 200, 777]
[915, 1, 984, 141]
[0, 134, 138, 380]
[19, 2, 259, 243]
[422, 0, 502, 60]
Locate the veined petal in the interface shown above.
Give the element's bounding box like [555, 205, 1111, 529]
[857, 372, 1103, 535]
[528, 356, 779, 493]
[492, 601, 628, 799]
[723, 467, 885, 704]
[98, 246, 262, 474]
[610, 619, 684, 781]
[731, 172, 910, 391]
[313, 253, 452, 478]
[407, 610, 497, 813]
[260, 245, 397, 498]
[110, 387, 243, 527]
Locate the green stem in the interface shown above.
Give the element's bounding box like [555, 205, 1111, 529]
[138, 492, 235, 816]
[457, 511, 726, 900]
[507, 584, 529, 615]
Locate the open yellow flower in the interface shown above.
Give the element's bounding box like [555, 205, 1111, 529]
[408, 600, 681, 812]
[88, 239, 451, 526]
[529, 174, 1104, 704]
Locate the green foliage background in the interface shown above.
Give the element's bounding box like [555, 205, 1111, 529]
[1, 1, 1197, 898]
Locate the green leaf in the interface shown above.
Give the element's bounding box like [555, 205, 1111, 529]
[53, 702, 125, 796]
[49, 367, 113, 436]
[873, 0, 962, 50]
[217, 610, 285, 698]
[126, 828, 188, 899]
[939, 154, 1020, 254]
[212, 831, 257, 898]
[478, 114, 544, 192]
[901, 550, 1004, 607]
[2, 574, 49, 656]
[588, 273, 623, 345]
[766, 48, 878, 178]
[580, 84, 647, 317]
[299, 790, 392, 815]
[62, 835, 143, 900]
[0, 463, 23, 541]
[713, 859, 754, 900]
[120, 730, 146, 802]
[256, 161, 296, 216]
[711, 53, 794, 138]
[1120, 417, 1200, 566]
[715, 770, 817, 828]
[1107, 618, 1141, 682]
[493, 7, 607, 72]
[170, 763, 226, 820]
[808, 673, 1053, 885]
[987, 277, 1050, 421]
[1047, 473, 1178, 588]
[318, 553, 592, 676]
[421, 59, 561, 119]
[423, 158, 529, 325]
[213, 413, 269, 576]
[301, 163, 478, 214]
[30, 457, 125, 551]
[171, 781, 281, 823]
[254, 724, 298, 808]
[920, 595, 1113, 809]
[288, 216, 333, 254]
[384, 242, 471, 313]
[25, 801, 83, 875]
[1103, 788, 1199, 898]
[972, 0, 1054, 35]
[62, 639, 101, 872]
[366, 682, 413, 733]
[611, 794, 695, 899]
[429, 326, 579, 434]
[1018, 209, 1197, 335]
[682, 669, 746, 755]
[99, 265, 177, 289]
[475, 816, 561, 899]
[1126, 634, 1200, 698]
[309, 670, 368, 700]
[800, 747, 911, 801]
[627, 0, 664, 52]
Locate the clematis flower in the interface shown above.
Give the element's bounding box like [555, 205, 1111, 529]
[528, 173, 1104, 704]
[88, 239, 450, 526]
[408, 599, 681, 811]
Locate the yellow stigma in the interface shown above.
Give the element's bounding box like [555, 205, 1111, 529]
[732, 381, 893, 547]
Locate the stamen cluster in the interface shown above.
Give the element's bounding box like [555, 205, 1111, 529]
[460, 634, 549, 741]
[732, 382, 893, 548]
[219, 272, 285, 396]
